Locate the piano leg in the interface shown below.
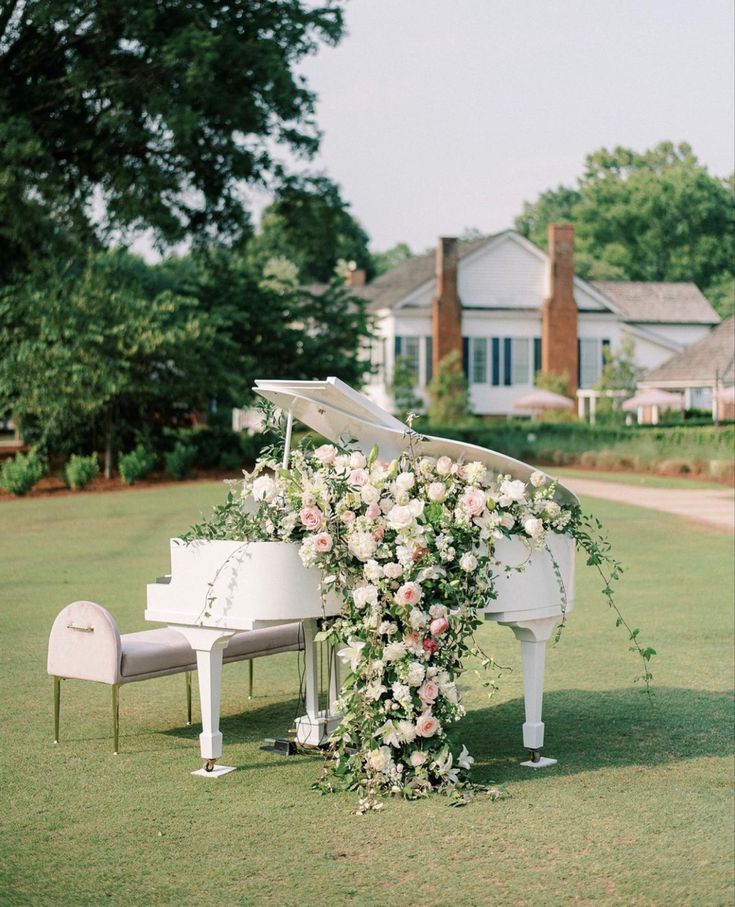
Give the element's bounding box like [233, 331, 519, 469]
[170, 626, 236, 777]
[501, 617, 560, 769]
[294, 619, 342, 746]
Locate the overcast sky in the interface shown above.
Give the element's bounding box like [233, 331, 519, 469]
[293, 0, 734, 254]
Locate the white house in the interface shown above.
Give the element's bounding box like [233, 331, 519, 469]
[356, 226, 720, 416]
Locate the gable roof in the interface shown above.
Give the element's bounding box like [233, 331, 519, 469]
[358, 235, 496, 313]
[591, 281, 720, 325]
[642, 317, 735, 385]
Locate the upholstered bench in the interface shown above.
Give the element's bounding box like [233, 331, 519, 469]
[47, 600, 303, 753]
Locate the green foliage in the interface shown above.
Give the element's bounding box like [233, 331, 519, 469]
[704, 273, 735, 319]
[0, 449, 46, 495]
[390, 355, 423, 420]
[0, 0, 345, 281]
[63, 454, 99, 491]
[596, 338, 645, 395]
[246, 176, 373, 283]
[427, 351, 472, 425]
[118, 445, 156, 485]
[515, 142, 734, 297]
[164, 443, 196, 480]
[534, 370, 572, 397]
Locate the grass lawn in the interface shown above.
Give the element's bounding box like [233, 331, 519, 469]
[551, 466, 725, 490]
[1, 483, 733, 906]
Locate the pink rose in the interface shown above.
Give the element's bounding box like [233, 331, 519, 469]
[395, 582, 423, 606]
[372, 527, 385, 541]
[313, 532, 333, 553]
[436, 456, 453, 476]
[348, 468, 369, 487]
[423, 638, 439, 655]
[300, 506, 323, 531]
[365, 502, 381, 520]
[340, 510, 356, 524]
[430, 617, 449, 637]
[416, 713, 441, 738]
[418, 680, 439, 702]
[460, 487, 486, 516]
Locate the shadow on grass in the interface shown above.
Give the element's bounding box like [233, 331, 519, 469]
[461, 685, 734, 784]
[164, 686, 734, 780]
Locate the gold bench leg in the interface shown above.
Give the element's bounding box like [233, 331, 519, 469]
[185, 671, 192, 726]
[53, 677, 61, 744]
[248, 659, 254, 700]
[112, 685, 120, 755]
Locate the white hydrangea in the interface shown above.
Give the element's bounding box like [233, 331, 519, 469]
[348, 531, 378, 561]
[405, 661, 426, 687]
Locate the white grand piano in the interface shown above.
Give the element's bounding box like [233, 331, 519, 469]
[145, 377, 577, 776]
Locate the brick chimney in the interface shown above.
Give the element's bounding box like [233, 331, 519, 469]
[432, 237, 462, 376]
[542, 224, 578, 393]
[345, 268, 366, 287]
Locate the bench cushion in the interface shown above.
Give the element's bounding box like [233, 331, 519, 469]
[120, 624, 303, 680]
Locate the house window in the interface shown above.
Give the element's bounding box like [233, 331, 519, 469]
[578, 338, 604, 388]
[470, 338, 488, 384]
[511, 338, 531, 386]
[369, 338, 386, 381]
[395, 336, 421, 381]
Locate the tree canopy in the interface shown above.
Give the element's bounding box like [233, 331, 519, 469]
[0, 0, 344, 279]
[245, 175, 373, 283]
[515, 142, 735, 314]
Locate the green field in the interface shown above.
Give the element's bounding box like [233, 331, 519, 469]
[1, 483, 733, 906]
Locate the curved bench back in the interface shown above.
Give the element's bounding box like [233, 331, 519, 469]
[47, 601, 123, 685]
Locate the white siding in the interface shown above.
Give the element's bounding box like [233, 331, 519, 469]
[459, 235, 545, 309]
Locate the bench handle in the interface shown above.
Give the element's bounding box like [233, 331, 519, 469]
[67, 623, 94, 633]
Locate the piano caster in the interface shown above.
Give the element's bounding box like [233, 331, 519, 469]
[520, 749, 558, 769]
[191, 759, 237, 778]
[204, 759, 215, 772]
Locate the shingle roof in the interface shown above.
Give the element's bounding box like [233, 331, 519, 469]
[592, 281, 720, 324]
[643, 317, 735, 385]
[357, 236, 496, 313]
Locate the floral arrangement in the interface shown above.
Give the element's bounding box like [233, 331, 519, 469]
[184, 437, 654, 808]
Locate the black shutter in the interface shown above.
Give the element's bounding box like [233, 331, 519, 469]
[602, 338, 611, 369]
[462, 337, 469, 378]
[491, 338, 500, 385]
[425, 337, 433, 384]
[577, 339, 582, 388]
[533, 337, 542, 375]
[394, 336, 402, 358]
[503, 338, 512, 386]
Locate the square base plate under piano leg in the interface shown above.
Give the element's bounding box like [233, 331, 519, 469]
[520, 756, 557, 769]
[294, 711, 342, 747]
[190, 764, 237, 778]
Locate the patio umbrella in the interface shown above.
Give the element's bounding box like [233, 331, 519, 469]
[515, 389, 575, 412]
[622, 389, 684, 412]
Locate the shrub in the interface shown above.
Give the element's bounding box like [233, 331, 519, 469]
[164, 442, 196, 480]
[119, 445, 156, 485]
[64, 454, 99, 490]
[427, 351, 472, 425]
[0, 450, 46, 495]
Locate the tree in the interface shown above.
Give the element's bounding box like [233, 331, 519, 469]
[427, 351, 472, 425]
[534, 370, 571, 397]
[246, 176, 373, 283]
[0, 250, 225, 476]
[515, 142, 734, 311]
[0, 0, 345, 280]
[595, 337, 645, 396]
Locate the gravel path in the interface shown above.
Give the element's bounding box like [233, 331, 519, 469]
[561, 477, 735, 533]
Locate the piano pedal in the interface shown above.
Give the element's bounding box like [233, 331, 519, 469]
[520, 749, 558, 769]
[260, 737, 299, 756]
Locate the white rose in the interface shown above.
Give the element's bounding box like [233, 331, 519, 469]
[383, 562, 404, 579]
[395, 472, 415, 492]
[313, 444, 337, 465]
[427, 482, 447, 503]
[524, 517, 544, 538]
[348, 531, 378, 561]
[429, 604, 447, 619]
[545, 501, 561, 518]
[417, 457, 436, 477]
[386, 504, 415, 531]
[460, 552, 478, 573]
[499, 479, 527, 506]
[406, 661, 426, 687]
[436, 456, 453, 476]
[360, 484, 380, 504]
[368, 746, 393, 774]
[349, 452, 367, 469]
[252, 475, 277, 502]
[409, 608, 428, 630]
[500, 514, 515, 530]
[409, 750, 428, 767]
[363, 560, 384, 582]
[352, 585, 379, 609]
[530, 470, 546, 488]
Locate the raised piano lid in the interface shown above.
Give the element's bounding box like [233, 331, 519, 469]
[253, 377, 578, 506]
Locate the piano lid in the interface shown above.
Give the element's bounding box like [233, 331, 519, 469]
[253, 377, 578, 505]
